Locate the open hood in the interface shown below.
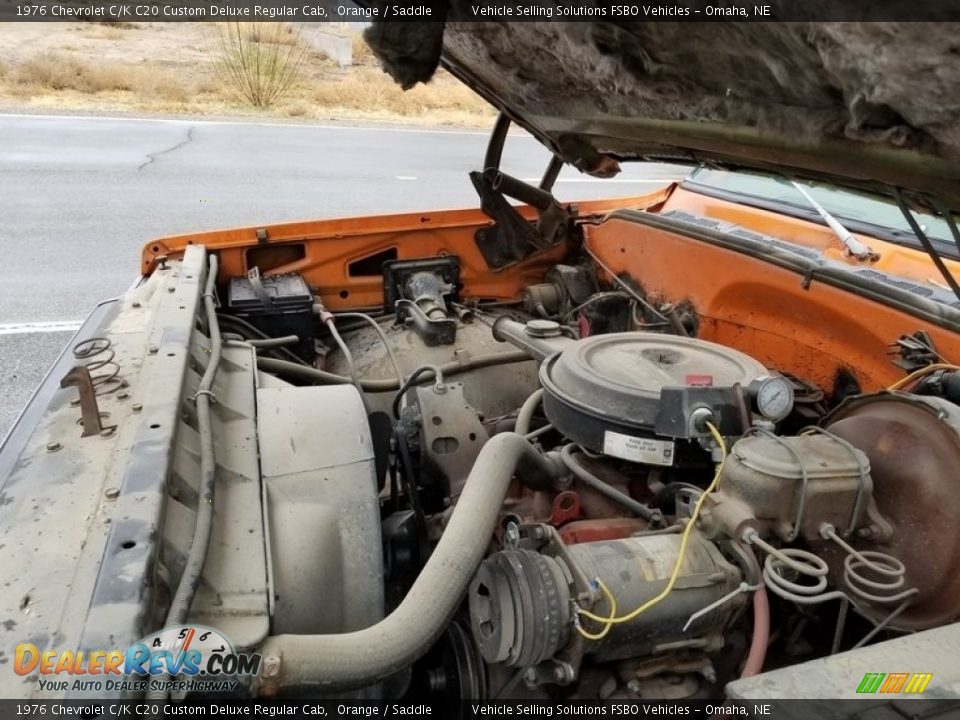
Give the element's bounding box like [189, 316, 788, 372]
[366, 19, 960, 210]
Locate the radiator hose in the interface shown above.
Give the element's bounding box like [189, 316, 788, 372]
[259, 432, 563, 693]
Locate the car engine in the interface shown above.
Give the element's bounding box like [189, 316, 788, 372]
[205, 253, 960, 701]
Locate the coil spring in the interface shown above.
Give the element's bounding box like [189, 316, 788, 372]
[818, 524, 918, 606]
[762, 547, 837, 604]
[72, 337, 123, 395]
[752, 530, 917, 652]
[842, 550, 916, 605]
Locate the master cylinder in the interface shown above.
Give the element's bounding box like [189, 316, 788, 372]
[701, 429, 892, 544]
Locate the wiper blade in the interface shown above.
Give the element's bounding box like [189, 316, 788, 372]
[894, 188, 960, 303]
[791, 181, 878, 261]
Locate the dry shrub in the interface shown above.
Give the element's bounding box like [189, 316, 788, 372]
[284, 100, 310, 117]
[13, 51, 189, 101]
[16, 53, 88, 91]
[73, 20, 135, 39]
[214, 22, 307, 108]
[192, 74, 221, 95]
[140, 71, 190, 103]
[311, 66, 493, 118]
[83, 63, 137, 92]
[0, 25, 492, 126]
[268, 24, 301, 47]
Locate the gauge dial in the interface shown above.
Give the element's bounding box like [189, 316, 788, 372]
[137, 625, 234, 657]
[751, 376, 795, 422]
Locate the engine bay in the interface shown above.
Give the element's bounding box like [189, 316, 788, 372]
[7, 166, 960, 704]
[213, 244, 960, 701]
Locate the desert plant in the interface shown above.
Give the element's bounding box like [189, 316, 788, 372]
[15, 52, 85, 91]
[13, 51, 187, 97]
[213, 22, 307, 108]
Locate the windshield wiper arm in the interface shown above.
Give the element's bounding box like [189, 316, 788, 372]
[790, 181, 878, 261]
[894, 188, 960, 303]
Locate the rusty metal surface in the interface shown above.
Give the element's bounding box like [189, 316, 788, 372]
[0, 248, 206, 698]
[557, 517, 648, 545]
[58, 366, 110, 438]
[824, 392, 960, 630]
[0, 301, 121, 698]
[0, 246, 276, 700]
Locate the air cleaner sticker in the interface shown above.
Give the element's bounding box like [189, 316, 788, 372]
[603, 431, 675, 466]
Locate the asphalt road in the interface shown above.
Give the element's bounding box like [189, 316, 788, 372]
[0, 113, 688, 439]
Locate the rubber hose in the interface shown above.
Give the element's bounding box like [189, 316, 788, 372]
[392, 365, 444, 419]
[147, 253, 223, 700]
[168, 253, 222, 621]
[256, 350, 530, 392]
[323, 317, 368, 412]
[337, 312, 405, 385]
[217, 313, 305, 365]
[514, 388, 544, 436]
[247, 335, 299, 349]
[740, 587, 770, 678]
[735, 540, 769, 679]
[259, 433, 563, 693]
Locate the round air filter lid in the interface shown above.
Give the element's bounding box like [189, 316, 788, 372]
[540, 332, 768, 440]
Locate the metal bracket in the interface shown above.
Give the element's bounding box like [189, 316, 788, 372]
[246, 266, 276, 313]
[413, 381, 489, 498]
[471, 168, 571, 269]
[396, 300, 457, 346]
[384, 257, 460, 347]
[60, 366, 114, 437]
[471, 113, 572, 269]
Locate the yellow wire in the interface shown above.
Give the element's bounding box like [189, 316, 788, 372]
[576, 421, 728, 629]
[886, 363, 960, 391]
[575, 578, 617, 641]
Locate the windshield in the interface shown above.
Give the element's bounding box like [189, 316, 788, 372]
[684, 167, 959, 251]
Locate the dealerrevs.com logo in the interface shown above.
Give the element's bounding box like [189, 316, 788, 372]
[14, 625, 261, 693]
[856, 672, 934, 694]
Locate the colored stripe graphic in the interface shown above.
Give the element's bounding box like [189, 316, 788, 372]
[857, 673, 885, 694]
[856, 672, 933, 694]
[880, 673, 909, 693]
[904, 673, 934, 694]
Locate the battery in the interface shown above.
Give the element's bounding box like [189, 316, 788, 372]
[227, 272, 315, 361]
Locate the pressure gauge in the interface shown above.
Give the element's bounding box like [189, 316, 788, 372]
[749, 375, 795, 422]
